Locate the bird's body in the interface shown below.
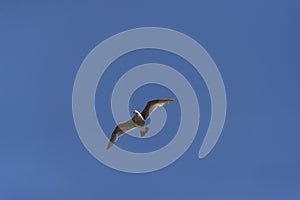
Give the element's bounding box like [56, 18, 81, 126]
[132, 110, 145, 127]
[106, 98, 174, 150]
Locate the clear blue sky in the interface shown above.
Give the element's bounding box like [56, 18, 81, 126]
[1, 0, 300, 199]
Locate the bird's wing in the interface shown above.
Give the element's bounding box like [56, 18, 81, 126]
[106, 120, 136, 150]
[140, 99, 174, 120]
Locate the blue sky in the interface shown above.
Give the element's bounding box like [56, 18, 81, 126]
[1, 0, 300, 199]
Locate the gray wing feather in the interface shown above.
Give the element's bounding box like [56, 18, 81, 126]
[106, 120, 136, 150]
[140, 99, 174, 120]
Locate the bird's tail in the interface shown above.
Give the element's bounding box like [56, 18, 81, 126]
[140, 126, 149, 137]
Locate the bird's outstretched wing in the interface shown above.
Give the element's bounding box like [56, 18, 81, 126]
[140, 99, 174, 120]
[106, 120, 136, 150]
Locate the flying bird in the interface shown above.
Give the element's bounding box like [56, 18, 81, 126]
[106, 98, 174, 150]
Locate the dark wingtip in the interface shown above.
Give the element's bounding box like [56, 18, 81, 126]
[166, 98, 174, 103]
[106, 141, 114, 150]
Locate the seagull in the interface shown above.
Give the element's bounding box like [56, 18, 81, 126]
[106, 98, 174, 150]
